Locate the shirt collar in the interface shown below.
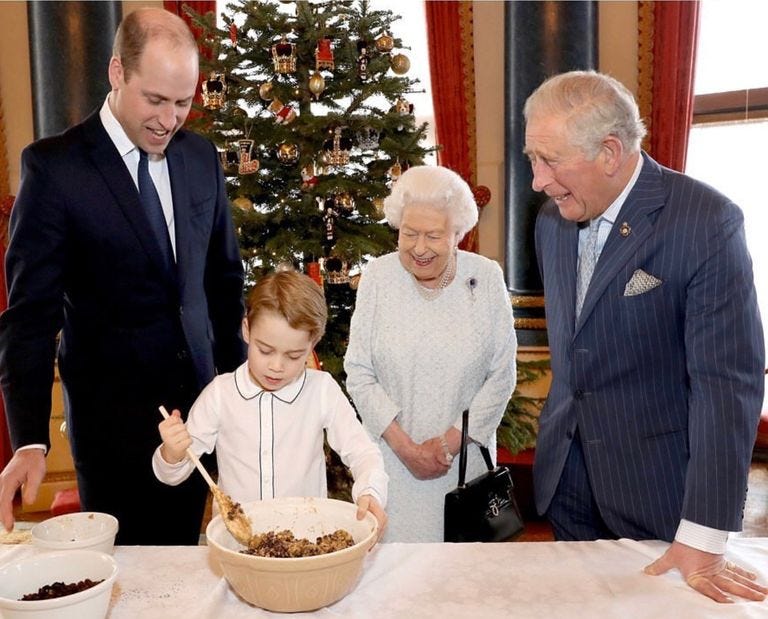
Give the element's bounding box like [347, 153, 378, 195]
[600, 153, 644, 225]
[99, 94, 166, 162]
[234, 362, 306, 404]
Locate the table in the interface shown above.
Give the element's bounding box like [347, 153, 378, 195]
[2, 537, 767, 618]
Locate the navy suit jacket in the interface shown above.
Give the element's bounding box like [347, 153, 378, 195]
[0, 110, 246, 460]
[533, 153, 764, 540]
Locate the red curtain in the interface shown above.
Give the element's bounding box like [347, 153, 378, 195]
[164, 1, 217, 115]
[164, 1, 216, 26]
[638, 1, 700, 172]
[425, 1, 482, 252]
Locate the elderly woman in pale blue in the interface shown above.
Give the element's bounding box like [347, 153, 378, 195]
[344, 165, 517, 542]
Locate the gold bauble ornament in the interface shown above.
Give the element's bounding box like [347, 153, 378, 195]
[232, 196, 253, 211]
[375, 33, 394, 53]
[334, 192, 355, 213]
[308, 72, 325, 100]
[372, 197, 385, 218]
[390, 53, 411, 75]
[276, 142, 299, 164]
[259, 81, 274, 101]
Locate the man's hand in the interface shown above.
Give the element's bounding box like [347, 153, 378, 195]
[0, 448, 46, 532]
[644, 540, 768, 603]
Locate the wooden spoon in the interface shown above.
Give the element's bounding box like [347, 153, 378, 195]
[158, 406, 254, 547]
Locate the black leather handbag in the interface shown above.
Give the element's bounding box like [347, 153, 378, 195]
[444, 410, 524, 542]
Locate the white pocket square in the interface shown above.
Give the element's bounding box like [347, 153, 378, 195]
[624, 269, 663, 296]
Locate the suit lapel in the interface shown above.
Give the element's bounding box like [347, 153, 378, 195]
[82, 113, 177, 285]
[166, 140, 190, 297]
[558, 220, 580, 335]
[574, 153, 666, 333]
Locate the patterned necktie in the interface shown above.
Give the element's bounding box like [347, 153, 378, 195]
[575, 217, 601, 320]
[138, 149, 173, 269]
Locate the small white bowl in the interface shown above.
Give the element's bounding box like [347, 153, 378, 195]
[31, 512, 118, 555]
[0, 549, 118, 619]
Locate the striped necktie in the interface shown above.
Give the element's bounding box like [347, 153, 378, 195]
[138, 149, 173, 269]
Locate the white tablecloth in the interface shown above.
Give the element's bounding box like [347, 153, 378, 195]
[2, 538, 767, 618]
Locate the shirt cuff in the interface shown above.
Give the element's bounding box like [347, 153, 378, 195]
[355, 486, 384, 509]
[17, 444, 48, 456]
[675, 519, 729, 554]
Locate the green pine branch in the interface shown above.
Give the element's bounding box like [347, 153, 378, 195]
[185, 0, 435, 386]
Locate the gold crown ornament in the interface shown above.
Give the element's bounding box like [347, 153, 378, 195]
[202, 72, 227, 109]
[321, 127, 353, 167]
[272, 37, 297, 73]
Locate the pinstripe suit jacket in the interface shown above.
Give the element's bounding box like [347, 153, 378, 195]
[533, 152, 764, 541]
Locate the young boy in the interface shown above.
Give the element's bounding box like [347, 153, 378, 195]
[153, 270, 388, 536]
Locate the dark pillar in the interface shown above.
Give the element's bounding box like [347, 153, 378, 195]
[28, 1, 122, 140]
[504, 1, 598, 346]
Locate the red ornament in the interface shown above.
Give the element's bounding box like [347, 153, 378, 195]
[315, 39, 334, 71]
[472, 185, 491, 209]
[229, 23, 238, 44]
[307, 262, 322, 286]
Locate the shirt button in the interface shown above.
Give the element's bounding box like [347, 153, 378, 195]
[574, 389, 584, 400]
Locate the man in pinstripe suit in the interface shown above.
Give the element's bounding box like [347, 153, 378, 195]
[525, 70, 766, 603]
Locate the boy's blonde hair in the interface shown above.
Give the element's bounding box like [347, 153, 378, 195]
[246, 270, 327, 344]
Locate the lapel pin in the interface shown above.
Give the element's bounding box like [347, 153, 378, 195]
[619, 222, 631, 237]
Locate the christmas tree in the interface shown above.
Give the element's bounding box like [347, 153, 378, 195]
[185, 0, 434, 381]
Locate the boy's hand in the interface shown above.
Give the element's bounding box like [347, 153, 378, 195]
[356, 494, 387, 545]
[158, 409, 192, 464]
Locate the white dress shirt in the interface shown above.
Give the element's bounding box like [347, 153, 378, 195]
[99, 95, 176, 258]
[152, 364, 388, 510]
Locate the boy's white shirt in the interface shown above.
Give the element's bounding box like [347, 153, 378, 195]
[152, 363, 388, 509]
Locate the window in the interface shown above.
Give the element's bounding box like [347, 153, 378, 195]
[685, 0, 768, 354]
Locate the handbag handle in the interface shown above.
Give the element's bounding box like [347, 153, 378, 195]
[456, 409, 495, 487]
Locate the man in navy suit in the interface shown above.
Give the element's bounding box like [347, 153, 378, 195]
[525, 70, 766, 602]
[0, 8, 246, 544]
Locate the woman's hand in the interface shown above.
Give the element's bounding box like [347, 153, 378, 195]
[383, 421, 451, 479]
[401, 440, 450, 479]
[158, 409, 192, 464]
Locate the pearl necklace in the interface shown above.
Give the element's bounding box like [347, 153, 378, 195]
[411, 255, 456, 301]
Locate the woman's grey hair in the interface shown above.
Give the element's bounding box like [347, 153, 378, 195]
[523, 70, 647, 159]
[383, 165, 478, 239]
